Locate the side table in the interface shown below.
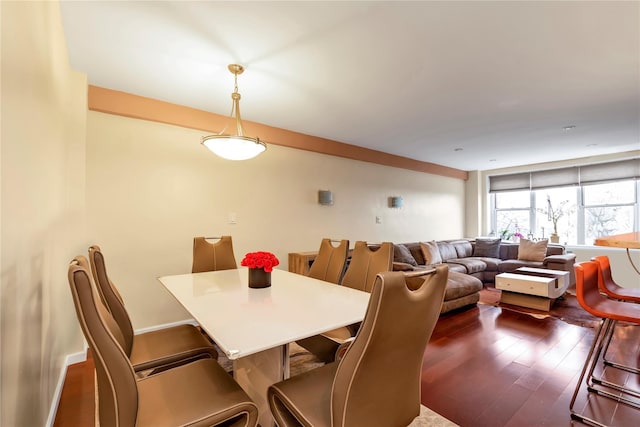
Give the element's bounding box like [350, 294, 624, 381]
[288, 251, 318, 275]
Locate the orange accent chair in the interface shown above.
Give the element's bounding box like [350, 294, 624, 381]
[570, 261, 640, 426]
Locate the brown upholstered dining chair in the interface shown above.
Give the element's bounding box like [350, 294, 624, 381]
[68, 259, 258, 427]
[268, 266, 449, 427]
[297, 241, 393, 362]
[341, 241, 394, 292]
[192, 235, 238, 273]
[306, 238, 349, 284]
[88, 247, 218, 372]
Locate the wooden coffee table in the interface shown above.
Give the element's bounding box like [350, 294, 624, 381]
[495, 267, 570, 311]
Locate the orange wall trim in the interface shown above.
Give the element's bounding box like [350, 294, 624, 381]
[88, 85, 468, 180]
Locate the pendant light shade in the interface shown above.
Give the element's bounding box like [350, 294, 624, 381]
[202, 135, 266, 161]
[202, 64, 266, 160]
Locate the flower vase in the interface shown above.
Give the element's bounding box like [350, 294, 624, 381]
[248, 268, 271, 288]
[550, 233, 560, 243]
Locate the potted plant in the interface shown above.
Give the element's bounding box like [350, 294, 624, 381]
[539, 196, 571, 243]
[499, 220, 524, 242]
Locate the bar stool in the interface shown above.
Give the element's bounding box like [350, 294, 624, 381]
[571, 261, 640, 426]
[592, 255, 640, 374]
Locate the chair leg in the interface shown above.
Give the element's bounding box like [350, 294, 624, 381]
[570, 319, 609, 421]
[589, 376, 640, 407]
[584, 318, 616, 387]
[601, 320, 640, 375]
[570, 412, 609, 427]
[568, 318, 640, 425]
[585, 320, 640, 406]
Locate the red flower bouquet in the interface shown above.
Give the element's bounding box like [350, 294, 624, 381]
[241, 251, 280, 273]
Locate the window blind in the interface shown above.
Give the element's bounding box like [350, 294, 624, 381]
[580, 159, 640, 185]
[531, 167, 579, 190]
[489, 158, 640, 192]
[489, 173, 530, 192]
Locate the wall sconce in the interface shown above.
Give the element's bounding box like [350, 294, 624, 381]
[318, 190, 333, 206]
[388, 196, 403, 208]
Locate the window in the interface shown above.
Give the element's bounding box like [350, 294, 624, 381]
[494, 191, 530, 240]
[534, 187, 577, 243]
[583, 181, 636, 244]
[489, 159, 640, 245]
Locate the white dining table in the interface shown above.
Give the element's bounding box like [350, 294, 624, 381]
[158, 267, 370, 427]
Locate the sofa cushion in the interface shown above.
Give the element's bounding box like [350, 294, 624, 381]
[473, 238, 501, 258]
[393, 244, 418, 266]
[392, 262, 416, 272]
[545, 244, 565, 256]
[400, 243, 425, 265]
[441, 292, 480, 314]
[518, 238, 549, 262]
[437, 241, 458, 262]
[471, 257, 501, 271]
[451, 240, 473, 258]
[420, 241, 442, 265]
[498, 259, 545, 272]
[445, 271, 483, 301]
[445, 263, 467, 274]
[446, 258, 487, 274]
[499, 243, 520, 260]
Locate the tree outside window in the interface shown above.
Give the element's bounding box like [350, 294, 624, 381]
[583, 181, 635, 244]
[535, 190, 576, 244]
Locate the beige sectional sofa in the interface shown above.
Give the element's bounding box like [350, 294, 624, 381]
[393, 239, 576, 314]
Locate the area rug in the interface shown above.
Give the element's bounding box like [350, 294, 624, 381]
[479, 287, 601, 328]
[411, 405, 459, 426]
[216, 343, 458, 426]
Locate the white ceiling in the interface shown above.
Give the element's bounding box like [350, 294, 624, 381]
[59, 1, 639, 172]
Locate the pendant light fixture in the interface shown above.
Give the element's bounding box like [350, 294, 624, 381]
[202, 64, 266, 160]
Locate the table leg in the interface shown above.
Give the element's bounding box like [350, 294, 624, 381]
[233, 344, 290, 427]
[627, 248, 640, 275]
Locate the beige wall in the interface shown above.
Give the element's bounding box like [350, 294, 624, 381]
[464, 171, 483, 238]
[1, 1, 88, 426]
[85, 111, 465, 328]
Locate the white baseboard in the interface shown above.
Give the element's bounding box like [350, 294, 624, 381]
[66, 348, 88, 365]
[45, 349, 88, 427]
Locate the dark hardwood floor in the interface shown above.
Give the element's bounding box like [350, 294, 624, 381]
[423, 304, 639, 427]
[53, 351, 95, 427]
[54, 302, 640, 427]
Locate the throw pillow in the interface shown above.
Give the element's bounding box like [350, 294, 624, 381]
[473, 238, 501, 258]
[419, 241, 442, 265]
[518, 238, 549, 262]
[393, 244, 418, 266]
